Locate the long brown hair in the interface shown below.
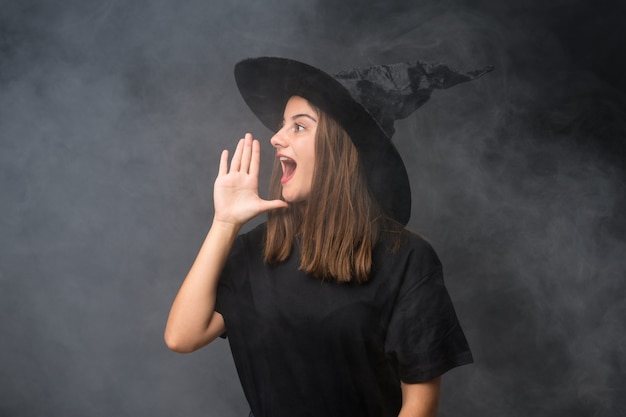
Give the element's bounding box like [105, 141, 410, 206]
[264, 105, 388, 283]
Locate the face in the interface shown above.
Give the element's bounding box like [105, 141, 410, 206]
[270, 96, 318, 202]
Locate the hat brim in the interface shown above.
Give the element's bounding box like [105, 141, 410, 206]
[234, 57, 411, 225]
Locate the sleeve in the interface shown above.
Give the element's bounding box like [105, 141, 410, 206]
[384, 242, 473, 383]
[214, 232, 249, 338]
[215, 235, 239, 313]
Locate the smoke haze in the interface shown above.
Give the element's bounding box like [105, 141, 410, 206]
[1, 1, 624, 416]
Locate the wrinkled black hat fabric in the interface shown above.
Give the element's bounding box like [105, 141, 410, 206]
[235, 57, 493, 225]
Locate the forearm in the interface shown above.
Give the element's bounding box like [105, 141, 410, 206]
[398, 378, 441, 417]
[164, 219, 240, 352]
[398, 405, 438, 417]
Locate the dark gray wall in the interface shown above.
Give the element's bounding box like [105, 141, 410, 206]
[1, 0, 624, 416]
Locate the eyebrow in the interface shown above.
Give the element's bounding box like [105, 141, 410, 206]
[277, 113, 318, 130]
[280, 113, 318, 125]
[291, 113, 318, 123]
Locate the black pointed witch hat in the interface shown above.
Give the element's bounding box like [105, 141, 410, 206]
[235, 57, 493, 225]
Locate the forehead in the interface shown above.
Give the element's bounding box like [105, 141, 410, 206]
[284, 96, 318, 117]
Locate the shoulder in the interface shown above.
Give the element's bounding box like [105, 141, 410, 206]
[377, 228, 442, 278]
[405, 231, 442, 272]
[222, 223, 267, 283]
[239, 222, 266, 246]
[227, 222, 266, 261]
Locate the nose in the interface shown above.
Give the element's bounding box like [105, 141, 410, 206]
[270, 127, 287, 149]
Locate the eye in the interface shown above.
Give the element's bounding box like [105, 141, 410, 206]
[294, 123, 305, 132]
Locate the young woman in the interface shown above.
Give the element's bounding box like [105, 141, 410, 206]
[165, 57, 492, 417]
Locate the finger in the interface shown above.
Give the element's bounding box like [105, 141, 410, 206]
[230, 138, 244, 172]
[260, 199, 289, 212]
[249, 139, 261, 177]
[240, 134, 253, 173]
[218, 149, 229, 176]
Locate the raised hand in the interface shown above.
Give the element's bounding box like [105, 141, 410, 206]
[213, 133, 287, 226]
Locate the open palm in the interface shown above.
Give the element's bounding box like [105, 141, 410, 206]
[213, 134, 287, 226]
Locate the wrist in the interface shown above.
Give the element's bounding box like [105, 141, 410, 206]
[210, 218, 243, 235]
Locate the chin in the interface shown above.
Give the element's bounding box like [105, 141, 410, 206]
[282, 195, 305, 203]
[281, 190, 309, 203]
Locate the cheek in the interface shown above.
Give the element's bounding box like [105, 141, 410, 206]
[308, 136, 317, 168]
[306, 150, 316, 177]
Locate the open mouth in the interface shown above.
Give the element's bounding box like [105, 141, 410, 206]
[279, 156, 297, 184]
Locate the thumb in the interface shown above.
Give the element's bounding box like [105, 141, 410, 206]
[259, 199, 289, 212]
